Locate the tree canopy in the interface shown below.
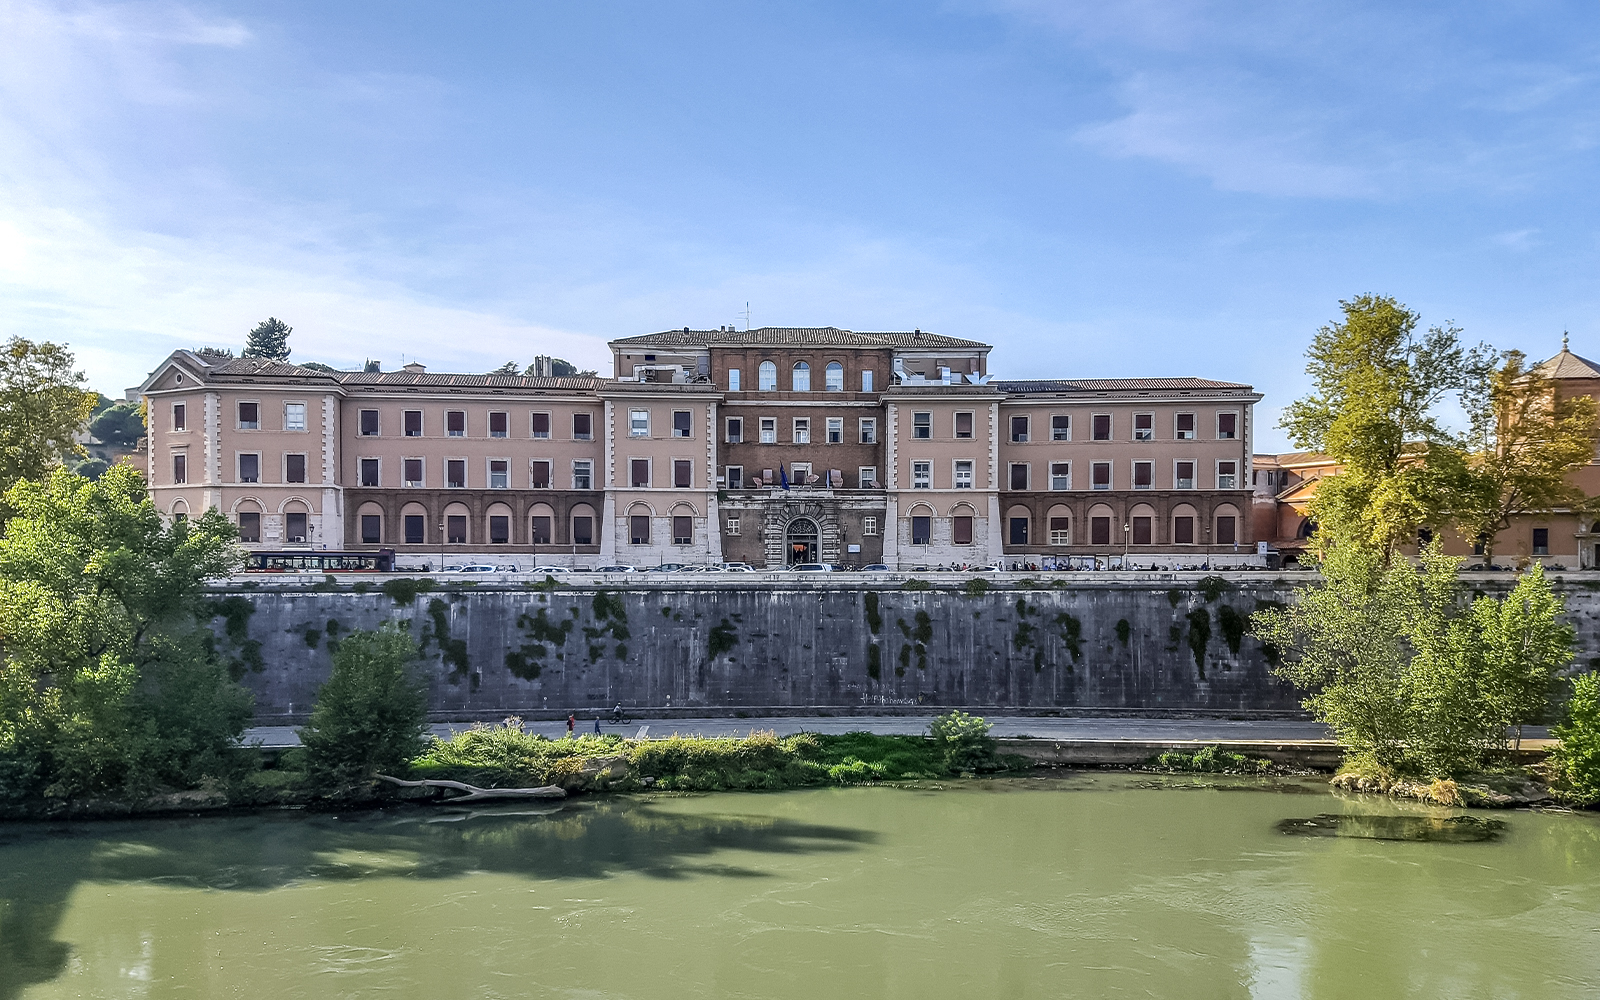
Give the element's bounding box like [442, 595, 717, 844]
[88, 401, 146, 449]
[0, 337, 98, 501]
[243, 317, 292, 362]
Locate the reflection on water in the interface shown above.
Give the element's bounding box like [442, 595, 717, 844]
[1277, 813, 1508, 843]
[1, 775, 1598, 999]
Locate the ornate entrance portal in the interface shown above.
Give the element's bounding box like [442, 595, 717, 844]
[786, 518, 819, 565]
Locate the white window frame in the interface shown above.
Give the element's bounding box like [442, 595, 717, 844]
[1174, 460, 1196, 490]
[1175, 412, 1196, 440]
[1133, 412, 1153, 441]
[172, 450, 188, 484]
[826, 417, 843, 443]
[758, 361, 777, 391]
[672, 409, 693, 438]
[825, 362, 844, 391]
[792, 361, 811, 391]
[572, 459, 593, 490]
[171, 402, 187, 432]
[1217, 411, 1239, 440]
[1009, 462, 1029, 491]
[237, 400, 260, 431]
[954, 411, 974, 439]
[728, 368, 741, 391]
[403, 409, 423, 437]
[1010, 414, 1030, 443]
[403, 457, 425, 488]
[726, 417, 743, 443]
[1050, 414, 1070, 441]
[793, 417, 810, 444]
[359, 408, 380, 437]
[1091, 413, 1112, 441]
[1132, 460, 1153, 490]
[1091, 461, 1112, 491]
[1049, 517, 1070, 546]
[572, 412, 594, 441]
[1049, 461, 1071, 490]
[237, 451, 262, 483]
[488, 410, 509, 439]
[727, 515, 742, 535]
[629, 457, 652, 489]
[862, 515, 878, 536]
[530, 411, 552, 439]
[529, 458, 553, 490]
[725, 465, 743, 489]
[1217, 460, 1238, 490]
[446, 409, 467, 438]
[672, 458, 693, 489]
[284, 401, 307, 432]
[284, 452, 309, 484]
[912, 411, 932, 439]
[445, 457, 468, 489]
[488, 458, 510, 490]
[859, 466, 878, 488]
[912, 460, 932, 489]
[760, 418, 777, 444]
[953, 459, 974, 489]
[859, 417, 877, 444]
[861, 370, 874, 392]
[629, 409, 650, 438]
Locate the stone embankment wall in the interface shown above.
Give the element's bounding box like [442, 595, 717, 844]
[210, 571, 1600, 722]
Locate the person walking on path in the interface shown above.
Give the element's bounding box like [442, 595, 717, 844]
[567, 713, 575, 737]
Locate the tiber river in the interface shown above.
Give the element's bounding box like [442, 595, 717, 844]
[2, 773, 1598, 999]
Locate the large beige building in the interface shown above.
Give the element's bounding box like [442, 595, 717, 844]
[137, 327, 1263, 569]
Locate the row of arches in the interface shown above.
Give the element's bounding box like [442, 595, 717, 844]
[756, 360, 846, 392]
[352, 497, 599, 548]
[998, 500, 1243, 548]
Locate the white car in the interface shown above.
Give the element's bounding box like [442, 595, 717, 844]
[791, 563, 835, 572]
[451, 564, 497, 573]
[718, 562, 755, 572]
[531, 565, 573, 574]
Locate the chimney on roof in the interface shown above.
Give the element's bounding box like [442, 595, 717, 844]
[683, 326, 691, 333]
[914, 328, 922, 338]
[402, 362, 426, 374]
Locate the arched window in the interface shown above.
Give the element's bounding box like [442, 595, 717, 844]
[758, 361, 777, 391]
[792, 361, 811, 391]
[825, 361, 844, 391]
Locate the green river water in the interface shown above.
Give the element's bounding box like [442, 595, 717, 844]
[2, 773, 1598, 999]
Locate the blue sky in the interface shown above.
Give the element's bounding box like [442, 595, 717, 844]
[2, 1, 1598, 450]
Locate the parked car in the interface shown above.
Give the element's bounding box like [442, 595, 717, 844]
[593, 565, 637, 573]
[530, 565, 572, 574]
[791, 563, 835, 572]
[719, 562, 755, 572]
[651, 563, 690, 573]
[450, 564, 497, 573]
[860, 563, 891, 571]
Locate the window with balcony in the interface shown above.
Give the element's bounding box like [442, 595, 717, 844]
[673, 516, 693, 545]
[674, 460, 692, 488]
[1009, 517, 1029, 545]
[172, 403, 186, 431]
[953, 515, 973, 545]
[285, 454, 307, 484]
[573, 412, 593, 440]
[489, 460, 509, 489]
[1217, 461, 1238, 489]
[237, 402, 259, 430]
[863, 516, 878, 535]
[531, 412, 551, 438]
[1051, 414, 1070, 441]
[404, 515, 425, 544]
[825, 362, 844, 391]
[727, 417, 743, 443]
[760, 418, 777, 444]
[1217, 516, 1237, 544]
[859, 418, 877, 444]
[955, 411, 973, 439]
[1092, 414, 1111, 440]
[1175, 461, 1195, 489]
[489, 411, 508, 438]
[913, 412, 932, 439]
[238, 453, 260, 483]
[1010, 415, 1029, 443]
[631, 459, 650, 488]
[1217, 412, 1238, 440]
[1009, 463, 1029, 490]
[447, 410, 466, 437]
[728, 368, 741, 391]
[827, 417, 843, 443]
[447, 516, 467, 544]
[673, 410, 692, 437]
[172, 453, 187, 484]
[404, 410, 422, 437]
[630, 516, 650, 544]
[531, 516, 554, 544]
[1092, 462, 1111, 490]
[1134, 412, 1153, 441]
[572, 460, 592, 490]
[629, 409, 649, 437]
[758, 361, 777, 391]
[912, 515, 932, 545]
[792, 362, 811, 391]
[285, 402, 306, 432]
[530, 460, 551, 489]
[1133, 461, 1152, 490]
[954, 460, 973, 488]
[1176, 413, 1196, 439]
[1049, 517, 1070, 546]
[238, 512, 261, 543]
[913, 461, 932, 489]
[725, 465, 743, 488]
[1050, 462, 1070, 490]
[403, 458, 423, 487]
[858, 466, 878, 488]
[446, 460, 466, 488]
[359, 409, 379, 436]
[361, 515, 381, 544]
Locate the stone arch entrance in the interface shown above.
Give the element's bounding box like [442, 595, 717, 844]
[786, 517, 819, 565]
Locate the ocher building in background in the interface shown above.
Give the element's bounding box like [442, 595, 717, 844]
[136, 326, 1261, 569]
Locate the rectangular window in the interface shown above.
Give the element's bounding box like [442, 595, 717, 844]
[674, 459, 692, 488]
[447, 410, 466, 437]
[573, 412, 593, 440]
[238, 512, 261, 543]
[1533, 527, 1550, 555]
[1217, 516, 1237, 545]
[913, 412, 932, 439]
[1217, 412, 1238, 440]
[1175, 461, 1195, 489]
[672, 410, 692, 438]
[172, 403, 186, 431]
[490, 515, 510, 544]
[572, 460, 592, 490]
[447, 515, 467, 544]
[238, 402, 259, 429]
[630, 515, 650, 544]
[728, 368, 741, 391]
[172, 453, 187, 483]
[861, 370, 874, 392]
[446, 459, 466, 488]
[859, 466, 878, 488]
[281, 512, 305, 543]
[727, 515, 741, 535]
[673, 516, 692, 545]
[404, 458, 423, 487]
[790, 462, 812, 484]
[489, 411, 508, 438]
[1009, 517, 1029, 546]
[1091, 516, 1111, 546]
[404, 410, 422, 437]
[725, 465, 743, 489]
[530, 460, 551, 489]
[1009, 463, 1029, 490]
[826, 417, 843, 443]
[1133, 461, 1152, 490]
[532, 515, 556, 546]
[1176, 413, 1196, 439]
[955, 412, 974, 439]
[360, 458, 379, 487]
[954, 460, 973, 488]
[1174, 516, 1194, 544]
[530, 412, 551, 439]
[1010, 415, 1029, 443]
[489, 459, 509, 489]
[859, 418, 877, 444]
[1092, 414, 1111, 441]
[863, 516, 878, 536]
[793, 418, 810, 444]
[631, 459, 650, 487]
[360, 409, 379, 436]
[285, 402, 306, 432]
[1051, 414, 1070, 441]
[913, 461, 932, 489]
[361, 514, 381, 544]
[1049, 517, 1070, 546]
[953, 515, 973, 545]
[404, 514, 425, 544]
[285, 453, 307, 484]
[1132, 516, 1152, 545]
[1134, 413, 1153, 441]
[238, 454, 260, 483]
[912, 516, 932, 545]
[629, 409, 650, 437]
[1092, 462, 1111, 490]
[572, 516, 593, 545]
[1217, 461, 1238, 490]
[760, 418, 777, 444]
[726, 417, 743, 443]
[1050, 462, 1070, 490]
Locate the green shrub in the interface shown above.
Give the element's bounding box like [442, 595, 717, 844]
[1552, 672, 1600, 806]
[381, 577, 435, 606]
[901, 579, 932, 592]
[297, 624, 427, 789]
[963, 577, 989, 597]
[928, 710, 994, 771]
[1149, 744, 1269, 774]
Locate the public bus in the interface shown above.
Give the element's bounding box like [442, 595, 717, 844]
[243, 549, 396, 573]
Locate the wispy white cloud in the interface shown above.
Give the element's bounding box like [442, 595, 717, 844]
[1492, 228, 1540, 252]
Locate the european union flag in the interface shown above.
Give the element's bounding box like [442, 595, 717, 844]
[780, 466, 790, 490]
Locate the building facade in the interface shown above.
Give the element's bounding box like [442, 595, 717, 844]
[138, 327, 1263, 569]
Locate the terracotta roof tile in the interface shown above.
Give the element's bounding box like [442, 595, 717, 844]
[996, 377, 1255, 393]
[611, 327, 989, 349]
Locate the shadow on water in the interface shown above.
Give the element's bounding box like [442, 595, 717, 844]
[0, 795, 877, 1000]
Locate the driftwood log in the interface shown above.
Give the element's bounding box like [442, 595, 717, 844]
[376, 774, 567, 802]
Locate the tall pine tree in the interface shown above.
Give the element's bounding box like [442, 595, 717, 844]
[243, 318, 292, 362]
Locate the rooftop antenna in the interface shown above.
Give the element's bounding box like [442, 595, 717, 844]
[1563, 330, 1570, 351]
[744, 302, 751, 331]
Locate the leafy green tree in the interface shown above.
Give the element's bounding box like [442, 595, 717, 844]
[0, 337, 98, 500]
[1454, 351, 1599, 563]
[491, 361, 521, 375]
[0, 465, 250, 800]
[88, 401, 145, 449]
[298, 361, 339, 373]
[1468, 563, 1574, 746]
[1550, 673, 1600, 806]
[297, 624, 427, 789]
[242, 317, 292, 362]
[928, 710, 994, 772]
[1280, 295, 1492, 557]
